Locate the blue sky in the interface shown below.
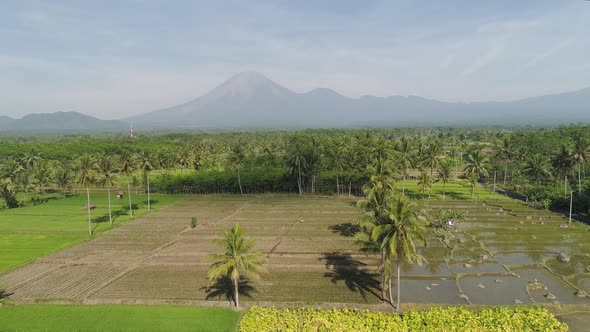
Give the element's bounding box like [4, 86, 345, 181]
[1, 0, 589, 119]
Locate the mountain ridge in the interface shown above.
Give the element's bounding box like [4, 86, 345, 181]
[128, 71, 590, 128]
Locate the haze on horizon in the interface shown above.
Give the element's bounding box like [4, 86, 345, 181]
[1, 0, 589, 120]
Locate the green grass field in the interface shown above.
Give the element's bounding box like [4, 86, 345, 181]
[0, 193, 180, 272]
[394, 179, 511, 201]
[0, 305, 240, 332]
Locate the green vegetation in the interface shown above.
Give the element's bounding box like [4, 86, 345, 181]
[239, 306, 567, 332]
[0, 193, 179, 271]
[208, 224, 266, 307]
[0, 305, 240, 332]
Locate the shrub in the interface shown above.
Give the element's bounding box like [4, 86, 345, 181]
[239, 306, 567, 332]
[190, 217, 197, 229]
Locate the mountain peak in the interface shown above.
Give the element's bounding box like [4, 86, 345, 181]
[205, 71, 294, 100]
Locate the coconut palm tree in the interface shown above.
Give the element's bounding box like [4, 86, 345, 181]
[522, 153, 552, 185]
[286, 138, 307, 196]
[438, 160, 453, 200]
[326, 146, 345, 195]
[32, 161, 52, 200]
[77, 154, 96, 235]
[355, 157, 396, 300]
[207, 224, 266, 307]
[553, 145, 575, 195]
[137, 151, 154, 211]
[571, 136, 590, 192]
[496, 137, 515, 186]
[97, 156, 119, 225]
[371, 196, 425, 310]
[228, 144, 246, 195]
[467, 173, 478, 200]
[423, 141, 442, 177]
[21, 149, 42, 171]
[394, 137, 414, 196]
[53, 164, 73, 198]
[463, 149, 489, 180]
[417, 170, 435, 198]
[119, 151, 135, 218]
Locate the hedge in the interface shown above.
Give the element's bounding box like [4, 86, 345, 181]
[239, 306, 567, 332]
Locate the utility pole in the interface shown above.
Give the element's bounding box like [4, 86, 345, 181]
[128, 181, 133, 218]
[87, 187, 92, 235]
[147, 176, 151, 212]
[569, 191, 573, 225]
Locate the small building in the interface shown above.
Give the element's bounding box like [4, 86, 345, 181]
[116, 192, 125, 199]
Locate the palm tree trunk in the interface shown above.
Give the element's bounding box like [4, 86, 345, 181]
[380, 250, 385, 300]
[396, 260, 401, 312]
[336, 176, 339, 196]
[108, 187, 112, 225]
[234, 279, 239, 307]
[127, 181, 133, 218]
[565, 175, 568, 196]
[388, 275, 393, 307]
[237, 166, 243, 195]
[443, 181, 446, 200]
[579, 163, 582, 193]
[402, 174, 406, 196]
[86, 187, 92, 235]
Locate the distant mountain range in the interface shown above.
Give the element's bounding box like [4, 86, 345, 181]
[128, 71, 590, 128]
[0, 111, 126, 133]
[1, 71, 590, 132]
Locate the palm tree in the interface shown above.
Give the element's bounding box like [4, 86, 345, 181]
[119, 151, 135, 218]
[32, 161, 52, 200]
[553, 145, 575, 195]
[417, 169, 436, 199]
[137, 151, 153, 211]
[207, 224, 266, 307]
[356, 158, 396, 300]
[286, 138, 306, 196]
[394, 137, 414, 196]
[228, 144, 246, 195]
[522, 153, 552, 185]
[97, 156, 119, 225]
[77, 154, 95, 235]
[326, 147, 345, 195]
[498, 137, 515, 186]
[467, 173, 478, 200]
[371, 196, 425, 310]
[21, 149, 42, 171]
[423, 141, 442, 177]
[571, 136, 590, 192]
[438, 160, 453, 200]
[53, 164, 73, 198]
[463, 149, 489, 180]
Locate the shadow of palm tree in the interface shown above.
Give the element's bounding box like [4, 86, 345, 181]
[202, 277, 255, 305]
[322, 252, 382, 301]
[0, 289, 13, 299]
[328, 223, 360, 237]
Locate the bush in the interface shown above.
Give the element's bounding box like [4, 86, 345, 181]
[190, 217, 197, 229]
[239, 306, 567, 332]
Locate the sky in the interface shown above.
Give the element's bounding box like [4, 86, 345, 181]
[1, 0, 589, 119]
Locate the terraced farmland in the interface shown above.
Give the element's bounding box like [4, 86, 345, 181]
[1, 195, 589, 308]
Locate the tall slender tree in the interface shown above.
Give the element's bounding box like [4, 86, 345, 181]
[207, 224, 265, 307]
[438, 160, 453, 200]
[97, 156, 118, 225]
[228, 144, 246, 195]
[394, 137, 414, 196]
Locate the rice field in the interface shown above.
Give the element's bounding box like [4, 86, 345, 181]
[1, 192, 589, 309]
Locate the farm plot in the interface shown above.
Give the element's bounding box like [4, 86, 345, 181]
[2, 195, 590, 307]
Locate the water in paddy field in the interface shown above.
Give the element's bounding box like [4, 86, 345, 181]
[395, 200, 590, 306]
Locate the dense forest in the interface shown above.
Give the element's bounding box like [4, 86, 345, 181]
[1, 126, 589, 215]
